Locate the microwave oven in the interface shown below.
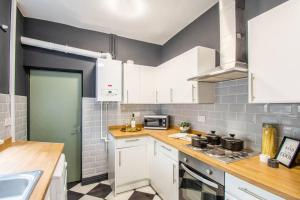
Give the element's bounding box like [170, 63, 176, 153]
[144, 115, 169, 130]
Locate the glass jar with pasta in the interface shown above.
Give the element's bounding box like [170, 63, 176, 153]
[261, 123, 277, 159]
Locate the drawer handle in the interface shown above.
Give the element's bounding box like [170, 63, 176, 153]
[119, 151, 121, 167]
[161, 145, 172, 152]
[172, 164, 176, 184]
[125, 139, 140, 142]
[238, 187, 267, 200]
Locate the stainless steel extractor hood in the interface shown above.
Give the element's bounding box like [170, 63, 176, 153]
[188, 0, 247, 82]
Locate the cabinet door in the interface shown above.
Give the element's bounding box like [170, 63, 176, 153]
[140, 66, 157, 104]
[148, 139, 161, 194]
[156, 151, 179, 200]
[156, 64, 172, 104]
[116, 145, 147, 186]
[248, 0, 300, 103]
[123, 64, 140, 104]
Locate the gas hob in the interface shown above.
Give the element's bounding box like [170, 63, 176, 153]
[185, 144, 259, 163]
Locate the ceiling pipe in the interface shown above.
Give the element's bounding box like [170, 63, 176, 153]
[21, 36, 112, 59]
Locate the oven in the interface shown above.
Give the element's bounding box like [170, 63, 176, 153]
[144, 115, 169, 130]
[179, 153, 225, 200]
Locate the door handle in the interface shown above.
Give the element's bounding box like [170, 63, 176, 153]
[250, 73, 255, 102]
[192, 84, 195, 102]
[173, 164, 176, 184]
[119, 151, 121, 167]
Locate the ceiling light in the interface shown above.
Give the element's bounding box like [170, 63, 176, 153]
[105, 0, 146, 18]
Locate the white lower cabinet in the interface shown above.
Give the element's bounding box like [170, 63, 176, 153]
[44, 154, 67, 200]
[225, 173, 283, 200]
[108, 134, 149, 194]
[150, 139, 179, 200]
[109, 135, 179, 199]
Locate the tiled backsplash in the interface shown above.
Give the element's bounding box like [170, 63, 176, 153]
[0, 93, 11, 139]
[161, 78, 300, 151]
[15, 95, 27, 140]
[0, 94, 27, 140]
[82, 97, 160, 178]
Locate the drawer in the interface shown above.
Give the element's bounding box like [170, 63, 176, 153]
[157, 140, 178, 162]
[225, 173, 283, 200]
[116, 137, 147, 148]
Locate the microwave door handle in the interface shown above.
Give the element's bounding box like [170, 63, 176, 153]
[180, 163, 218, 189]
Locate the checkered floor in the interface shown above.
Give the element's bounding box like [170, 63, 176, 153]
[67, 180, 162, 200]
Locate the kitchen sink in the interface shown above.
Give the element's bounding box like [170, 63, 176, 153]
[0, 170, 43, 200]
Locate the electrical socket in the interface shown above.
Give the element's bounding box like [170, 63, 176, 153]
[4, 118, 11, 126]
[197, 115, 206, 123]
[133, 112, 140, 117]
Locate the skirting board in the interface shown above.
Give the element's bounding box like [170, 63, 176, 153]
[81, 173, 108, 185]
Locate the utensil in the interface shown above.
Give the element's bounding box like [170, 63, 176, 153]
[221, 134, 244, 151]
[206, 130, 221, 145]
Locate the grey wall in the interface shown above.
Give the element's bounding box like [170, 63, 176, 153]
[0, 0, 11, 94]
[161, 0, 289, 63]
[19, 18, 162, 97]
[161, 3, 220, 63]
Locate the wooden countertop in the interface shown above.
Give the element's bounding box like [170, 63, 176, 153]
[0, 140, 64, 200]
[109, 128, 300, 200]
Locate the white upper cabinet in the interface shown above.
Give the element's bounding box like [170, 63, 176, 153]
[123, 46, 216, 104]
[248, 0, 300, 103]
[123, 63, 157, 104]
[157, 46, 216, 104]
[123, 63, 140, 104]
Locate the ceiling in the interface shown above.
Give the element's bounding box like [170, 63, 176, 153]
[18, 0, 218, 45]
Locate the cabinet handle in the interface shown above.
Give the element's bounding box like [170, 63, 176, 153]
[125, 139, 140, 142]
[192, 85, 195, 102]
[154, 140, 157, 156]
[119, 151, 121, 167]
[126, 90, 129, 103]
[250, 73, 255, 102]
[155, 90, 158, 103]
[161, 145, 172, 152]
[238, 187, 266, 200]
[170, 88, 173, 103]
[172, 164, 176, 184]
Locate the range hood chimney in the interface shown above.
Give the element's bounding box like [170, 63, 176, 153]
[188, 0, 248, 82]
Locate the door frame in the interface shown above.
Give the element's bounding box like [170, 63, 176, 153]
[26, 66, 84, 182]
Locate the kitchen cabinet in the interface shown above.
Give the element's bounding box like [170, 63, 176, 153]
[45, 154, 67, 200]
[149, 139, 179, 200]
[123, 63, 157, 104]
[156, 46, 216, 104]
[123, 63, 141, 104]
[123, 46, 216, 104]
[248, 0, 300, 103]
[225, 173, 283, 200]
[108, 134, 149, 194]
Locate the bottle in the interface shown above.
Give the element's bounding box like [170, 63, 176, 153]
[261, 123, 277, 159]
[130, 113, 136, 128]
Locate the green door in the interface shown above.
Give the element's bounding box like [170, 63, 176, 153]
[30, 70, 82, 182]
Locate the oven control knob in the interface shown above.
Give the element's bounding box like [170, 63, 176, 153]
[183, 157, 188, 163]
[206, 169, 213, 175]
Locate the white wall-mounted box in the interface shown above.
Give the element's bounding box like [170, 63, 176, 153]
[96, 58, 122, 102]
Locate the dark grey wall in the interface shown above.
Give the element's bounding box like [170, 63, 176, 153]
[18, 18, 162, 97]
[161, 3, 220, 63]
[16, 9, 25, 96]
[161, 0, 289, 63]
[0, 0, 11, 94]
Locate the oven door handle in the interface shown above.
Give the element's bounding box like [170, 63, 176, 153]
[181, 163, 218, 189]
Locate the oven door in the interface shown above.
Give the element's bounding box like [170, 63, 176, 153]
[179, 163, 224, 200]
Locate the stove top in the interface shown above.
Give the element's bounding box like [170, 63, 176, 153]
[185, 144, 259, 163]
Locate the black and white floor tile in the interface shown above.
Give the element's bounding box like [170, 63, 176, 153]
[67, 180, 162, 200]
